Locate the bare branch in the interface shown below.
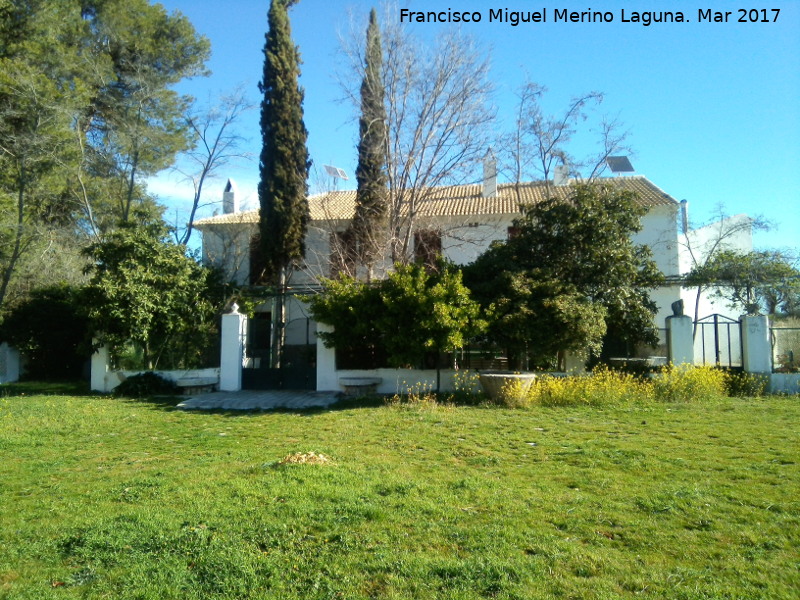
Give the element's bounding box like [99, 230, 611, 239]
[499, 80, 630, 195]
[338, 4, 495, 266]
[170, 87, 255, 246]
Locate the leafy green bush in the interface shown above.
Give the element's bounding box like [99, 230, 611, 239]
[113, 372, 178, 398]
[650, 365, 727, 403]
[308, 262, 485, 385]
[464, 183, 663, 370]
[83, 220, 222, 371]
[725, 371, 768, 397]
[0, 285, 90, 380]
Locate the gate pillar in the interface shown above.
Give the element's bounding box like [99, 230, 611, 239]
[220, 303, 248, 391]
[741, 315, 771, 374]
[316, 323, 338, 392]
[90, 341, 110, 392]
[666, 315, 693, 366]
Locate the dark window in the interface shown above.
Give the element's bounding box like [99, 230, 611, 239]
[246, 312, 272, 363]
[330, 230, 356, 278]
[414, 229, 442, 269]
[507, 226, 520, 240]
[249, 234, 267, 285]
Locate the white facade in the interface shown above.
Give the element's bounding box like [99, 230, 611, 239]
[195, 176, 752, 371]
[677, 214, 754, 365]
[678, 213, 754, 319]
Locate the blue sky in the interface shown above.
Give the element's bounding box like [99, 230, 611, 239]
[152, 0, 800, 252]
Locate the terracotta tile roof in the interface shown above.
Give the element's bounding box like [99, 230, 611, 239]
[193, 176, 677, 228]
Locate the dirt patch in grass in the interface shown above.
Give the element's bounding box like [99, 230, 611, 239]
[276, 451, 335, 466]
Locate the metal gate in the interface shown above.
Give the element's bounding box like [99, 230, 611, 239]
[694, 314, 742, 368]
[242, 315, 317, 391]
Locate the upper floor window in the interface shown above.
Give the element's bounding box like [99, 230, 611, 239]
[330, 230, 356, 278]
[249, 234, 267, 285]
[414, 229, 442, 269]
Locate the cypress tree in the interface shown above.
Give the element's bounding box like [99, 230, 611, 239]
[349, 8, 387, 280]
[258, 0, 310, 368]
[258, 0, 310, 285]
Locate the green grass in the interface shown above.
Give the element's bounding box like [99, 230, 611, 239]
[0, 380, 90, 397]
[0, 389, 798, 599]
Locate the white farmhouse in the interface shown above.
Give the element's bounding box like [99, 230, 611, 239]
[194, 170, 752, 388]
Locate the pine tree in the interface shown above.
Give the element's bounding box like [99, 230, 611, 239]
[257, 0, 310, 367]
[258, 0, 310, 285]
[349, 8, 387, 280]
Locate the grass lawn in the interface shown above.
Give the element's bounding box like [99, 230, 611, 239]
[0, 387, 798, 599]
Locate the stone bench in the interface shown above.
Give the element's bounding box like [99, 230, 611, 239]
[338, 377, 382, 397]
[175, 377, 218, 395]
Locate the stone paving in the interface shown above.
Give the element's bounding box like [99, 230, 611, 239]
[177, 389, 343, 411]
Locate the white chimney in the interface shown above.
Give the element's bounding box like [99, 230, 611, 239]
[482, 148, 497, 198]
[680, 199, 689, 234]
[222, 179, 239, 214]
[553, 164, 569, 186]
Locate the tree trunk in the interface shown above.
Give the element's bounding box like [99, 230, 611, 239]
[0, 167, 27, 311]
[692, 286, 703, 339]
[144, 340, 153, 371]
[271, 267, 287, 369]
[123, 150, 139, 222]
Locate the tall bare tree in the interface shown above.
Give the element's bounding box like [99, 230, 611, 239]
[173, 90, 254, 246]
[339, 5, 495, 265]
[680, 205, 771, 332]
[503, 81, 632, 201]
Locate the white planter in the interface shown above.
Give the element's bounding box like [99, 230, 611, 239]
[478, 372, 537, 402]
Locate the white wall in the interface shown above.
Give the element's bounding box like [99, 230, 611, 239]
[769, 373, 800, 395]
[202, 223, 255, 286]
[297, 223, 342, 284]
[213, 204, 686, 288]
[284, 297, 317, 346]
[633, 205, 680, 277]
[651, 285, 683, 327]
[678, 213, 754, 326]
[93, 366, 220, 394]
[678, 214, 753, 275]
[441, 216, 509, 265]
[335, 368, 460, 394]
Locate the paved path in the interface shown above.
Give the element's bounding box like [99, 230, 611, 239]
[177, 389, 342, 411]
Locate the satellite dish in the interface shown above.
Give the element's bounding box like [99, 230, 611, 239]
[606, 156, 635, 173]
[323, 165, 349, 180]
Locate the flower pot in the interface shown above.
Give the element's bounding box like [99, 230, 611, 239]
[478, 371, 537, 403]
